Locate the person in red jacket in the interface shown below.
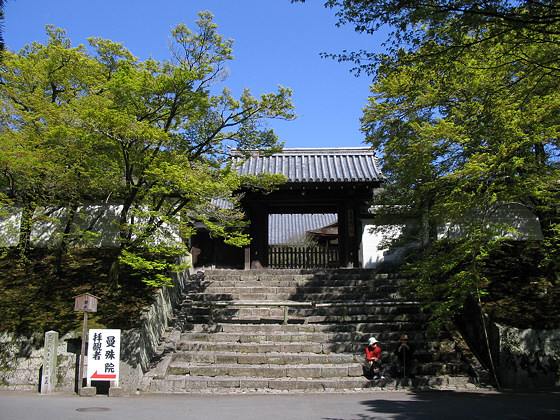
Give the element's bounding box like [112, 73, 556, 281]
[364, 337, 384, 379]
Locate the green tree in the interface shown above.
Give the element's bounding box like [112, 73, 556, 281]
[0, 12, 295, 287]
[368, 35, 558, 325]
[295, 0, 560, 76]
[296, 0, 560, 327]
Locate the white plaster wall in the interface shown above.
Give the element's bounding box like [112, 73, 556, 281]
[0, 208, 21, 247]
[360, 203, 543, 268]
[437, 203, 544, 240]
[2, 204, 183, 248]
[360, 220, 410, 269]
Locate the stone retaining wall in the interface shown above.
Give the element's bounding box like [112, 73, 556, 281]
[0, 259, 191, 394]
[0, 332, 80, 392]
[457, 296, 560, 389]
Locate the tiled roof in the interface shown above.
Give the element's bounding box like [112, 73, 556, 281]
[234, 148, 384, 183]
[269, 213, 337, 245]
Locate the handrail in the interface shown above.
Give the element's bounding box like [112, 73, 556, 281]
[185, 300, 418, 307]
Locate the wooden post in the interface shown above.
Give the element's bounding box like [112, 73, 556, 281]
[73, 293, 99, 396]
[78, 311, 88, 392]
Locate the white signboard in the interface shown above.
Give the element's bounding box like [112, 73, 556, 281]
[87, 329, 121, 385]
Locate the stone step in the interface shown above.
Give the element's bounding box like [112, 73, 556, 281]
[190, 291, 404, 301]
[141, 268, 479, 395]
[186, 322, 426, 334]
[178, 331, 436, 345]
[186, 308, 423, 322]
[167, 363, 364, 378]
[171, 351, 359, 365]
[186, 312, 422, 324]
[199, 279, 404, 288]
[185, 311, 427, 326]
[193, 283, 402, 292]
[182, 300, 422, 312]
[202, 269, 405, 281]
[174, 340, 460, 360]
[170, 348, 461, 367]
[145, 374, 476, 393]
[185, 323, 451, 342]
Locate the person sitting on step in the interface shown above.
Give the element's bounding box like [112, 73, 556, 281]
[364, 337, 384, 380]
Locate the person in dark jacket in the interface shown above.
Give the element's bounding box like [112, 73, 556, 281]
[394, 334, 415, 378]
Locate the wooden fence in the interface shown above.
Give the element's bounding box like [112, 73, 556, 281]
[268, 245, 339, 269]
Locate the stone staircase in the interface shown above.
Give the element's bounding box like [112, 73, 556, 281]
[139, 269, 486, 393]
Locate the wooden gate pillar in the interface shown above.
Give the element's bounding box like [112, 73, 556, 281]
[338, 202, 360, 268]
[247, 204, 268, 269]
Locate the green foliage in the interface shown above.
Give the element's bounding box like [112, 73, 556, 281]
[0, 12, 295, 287]
[119, 247, 189, 288]
[308, 0, 560, 327]
[310, 1, 560, 77]
[0, 249, 158, 334]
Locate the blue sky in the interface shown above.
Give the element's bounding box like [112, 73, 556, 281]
[4, 0, 381, 149]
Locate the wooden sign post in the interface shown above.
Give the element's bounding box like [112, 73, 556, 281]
[73, 293, 99, 396]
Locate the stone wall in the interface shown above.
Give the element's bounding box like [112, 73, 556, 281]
[493, 324, 560, 388]
[456, 297, 560, 389]
[0, 332, 80, 392]
[0, 258, 191, 394]
[118, 262, 190, 393]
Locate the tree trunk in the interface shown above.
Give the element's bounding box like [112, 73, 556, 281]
[18, 199, 36, 255]
[55, 204, 78, 274]
[108, 251, 121, 291]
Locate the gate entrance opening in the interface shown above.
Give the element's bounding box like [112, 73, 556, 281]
[268, 213, 338, 269]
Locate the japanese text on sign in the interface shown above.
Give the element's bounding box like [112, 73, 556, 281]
[87, 329, 121, 384]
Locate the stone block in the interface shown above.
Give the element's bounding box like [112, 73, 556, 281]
[108, 387, 123, 397]
[269, 379, 298, 390]
[167, 363, 191, 375]
[321, 366, 349, 377]
[240, 344, 259, 353]
[227, 366, 258, 377]
[237, 354, 267, 364]
[79, 386, 96, 397]
[258, 344, 277, 352]
[307, 354, 329, 364]
[239, 378, 270, 389]
[348, 364, 364, 377]
[190, 366, 223, 377]
[207, 378, 240, 388]
[268, 355, 291, 365]
[287, 367, 321, 378]
[176, 353, 214, 363]
[296, 379, 326, 390]
[301, 343, 323, 353]
[339, 377, 367, 389]
[447, 376, 471, 388]
[319, 379, 339, 390]
[289, 335, 309, 343]
[326, 354, 354, 363]
[184, 378, 208, 390]
[216, 354, 239, 364]
[260, 366, 286, 378]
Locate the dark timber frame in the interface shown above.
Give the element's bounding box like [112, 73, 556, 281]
[236, 148, 384, 269]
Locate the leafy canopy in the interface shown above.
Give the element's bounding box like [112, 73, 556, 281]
[297, 0, 560, 327]
[0, 12, 295, 287]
